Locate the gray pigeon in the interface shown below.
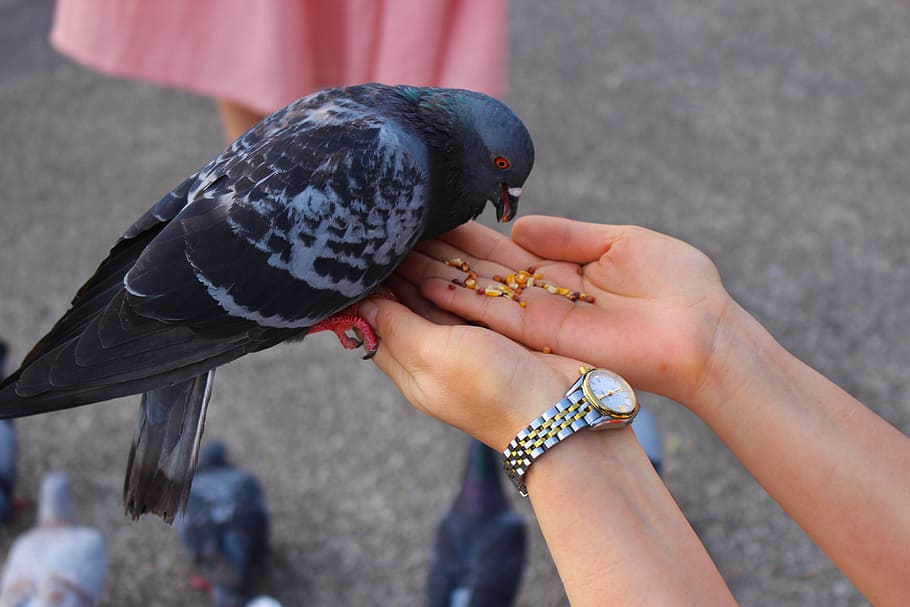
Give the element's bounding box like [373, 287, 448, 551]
[632, 405, 663, 474]
[0, 341, 16, 523]
[0, 471, 106, 606]
[0, 83, 534, 523]
[427, 438, 527, 607]
[175, 442, 269, 607]
[0, 419, 15, 524]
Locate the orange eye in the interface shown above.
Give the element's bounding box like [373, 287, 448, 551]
[492, 155, 511, 170]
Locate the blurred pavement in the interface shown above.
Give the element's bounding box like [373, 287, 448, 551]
[1, 1, 909, 605]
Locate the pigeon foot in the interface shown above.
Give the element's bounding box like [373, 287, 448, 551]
[309, 305, 379, 359]
[189, 574, 213, 593]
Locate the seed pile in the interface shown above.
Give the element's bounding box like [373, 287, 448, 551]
[445, 258, 596, 306]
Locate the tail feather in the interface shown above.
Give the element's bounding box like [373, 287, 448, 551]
[123, 370, 214, 523]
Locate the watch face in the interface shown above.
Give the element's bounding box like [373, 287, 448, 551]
[583, 369, 638, 417]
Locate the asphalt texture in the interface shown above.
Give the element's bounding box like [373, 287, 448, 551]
[1, 1, 909, 605]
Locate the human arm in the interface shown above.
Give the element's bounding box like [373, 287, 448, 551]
[357, 294, 736, 606]
[397, 216, 910, 606]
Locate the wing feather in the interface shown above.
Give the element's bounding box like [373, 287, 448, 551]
[126, 99, 430, 329]
[1, 87, 431, 417]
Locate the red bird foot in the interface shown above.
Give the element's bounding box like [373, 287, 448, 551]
[189, 575, 212, 593]
[308, 304, 380, 359]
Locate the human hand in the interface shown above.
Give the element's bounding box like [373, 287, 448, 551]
[394, 216, 739, 408]
[358, 284, 589, 451]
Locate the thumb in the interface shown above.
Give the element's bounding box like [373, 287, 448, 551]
[359, 296, 428, 347]
[512, 215, 627, 264]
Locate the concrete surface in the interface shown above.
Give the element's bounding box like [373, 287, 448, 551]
[1, 1, 909, 605]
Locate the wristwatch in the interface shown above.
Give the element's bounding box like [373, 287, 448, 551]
[503, 366, 639, 496]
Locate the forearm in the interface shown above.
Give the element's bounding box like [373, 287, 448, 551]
[525, 429, 736, 606]
[692, 301, 910, 605]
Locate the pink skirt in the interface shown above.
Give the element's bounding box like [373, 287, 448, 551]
[50, 0, 509, 114]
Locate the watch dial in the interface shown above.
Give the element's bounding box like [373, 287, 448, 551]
[587, 369, 636, 414]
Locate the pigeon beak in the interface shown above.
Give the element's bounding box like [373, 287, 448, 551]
[497, 183, 521, 223]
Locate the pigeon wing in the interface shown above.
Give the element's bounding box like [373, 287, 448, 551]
[126, 98, 431, 330]
[17, 175, 197, 369]
[0, 97, 429, 417]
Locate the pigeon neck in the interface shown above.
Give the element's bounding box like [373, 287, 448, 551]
[402, 90, 488, 238]
[38, 472, 75, 525]
[454, 440, 509, 514]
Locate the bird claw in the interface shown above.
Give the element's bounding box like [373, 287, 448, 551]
[308, 306, 379, 358]
[338, 329, 364, 350]
[189, 575, 212, 594]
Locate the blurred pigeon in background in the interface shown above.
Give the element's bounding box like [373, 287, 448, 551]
[427, 438, 527, 607]
[0, 83, 534, 523]
[0, 341, 16, 523]
[245, 597, 282, 607]
[0, 471, 106, 606]
[176, 442, 270, 607]
[632, 406, 663, 475]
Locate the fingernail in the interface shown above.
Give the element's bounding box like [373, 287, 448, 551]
[359, 300, 378, 326]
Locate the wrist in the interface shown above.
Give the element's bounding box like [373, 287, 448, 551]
[489, 367, 579, 453]
[524, 425, 649, 496]
[502, 366, 641, 497]
[688, 297, 786, 419]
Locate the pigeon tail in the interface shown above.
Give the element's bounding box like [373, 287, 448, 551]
[124, 370, 213, 523]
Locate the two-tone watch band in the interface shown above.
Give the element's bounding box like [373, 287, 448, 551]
[502, 389, 600, 497]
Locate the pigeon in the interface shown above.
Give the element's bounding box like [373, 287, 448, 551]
[175, 442, 270, 607]
[0, 471, 106, 606]
[0, 419, 15, 524]
[0, 83, 534, 522]
[0, 341, 16, 523]
[632, 406, 663, 474]
[427, 438, 527, 607]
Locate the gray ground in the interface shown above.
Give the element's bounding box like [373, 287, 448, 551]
[1, 1, 908, 605]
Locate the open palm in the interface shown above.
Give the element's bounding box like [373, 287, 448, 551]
[395, 216, 736, 406]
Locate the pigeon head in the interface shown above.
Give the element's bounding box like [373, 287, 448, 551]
[38, 470, 75, 525]
[454, 438, 510, 515]
[459, 92, 535, 224]
[197, 441, 231, 471]
[409, 88, 534, 237]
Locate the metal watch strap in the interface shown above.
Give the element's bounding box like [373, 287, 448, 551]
[503, 389, 599, 497]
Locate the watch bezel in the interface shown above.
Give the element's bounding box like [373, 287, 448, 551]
[581, 368, 639, 422]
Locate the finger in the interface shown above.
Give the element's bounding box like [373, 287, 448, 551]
[439, 221, 542, 270]
[421, 276, 602, 355]
[358, 297, 442, 387]
[397, 249, 535, 297]
[385, 274, 462, 326]
[512, 215, 633, 264]
[415, 239, 518, 281]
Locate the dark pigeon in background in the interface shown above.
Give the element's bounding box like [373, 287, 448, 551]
[0, 83, 534, 523]
[0, 471, 106, 606]
[0, 341, 15, 523]
[632, 406, 663, 475]
[175, 442, 270, 607]
[427, 438, 527, 607]
[244, 597, 282, 607]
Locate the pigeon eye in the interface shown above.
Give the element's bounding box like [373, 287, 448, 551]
[492, 155, 511, 170]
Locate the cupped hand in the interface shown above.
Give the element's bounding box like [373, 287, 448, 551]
[358, 280, 588, 451]
[394, 216, 737, 407]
